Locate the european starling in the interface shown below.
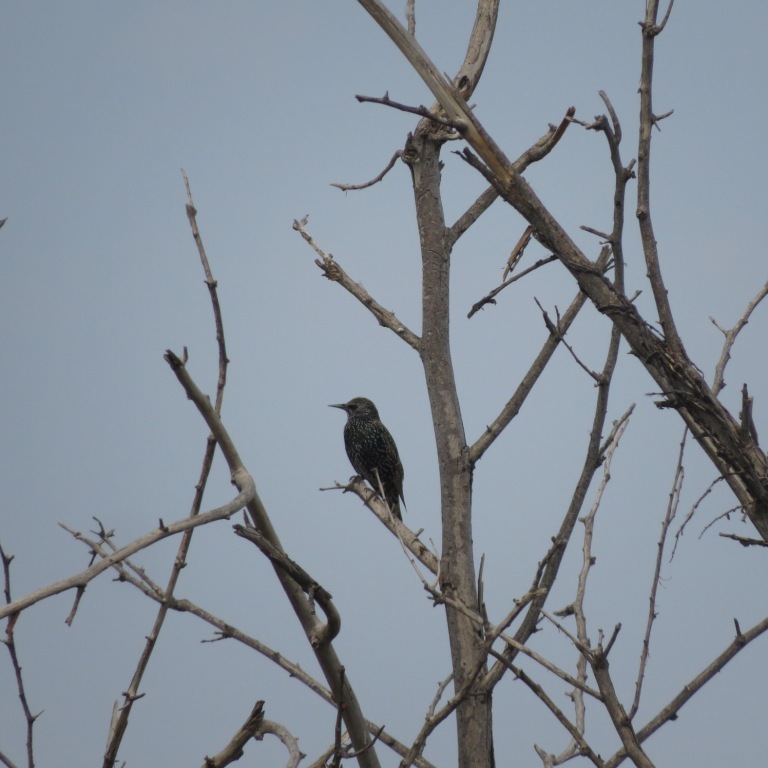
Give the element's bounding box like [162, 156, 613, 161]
[329, 397, 405, 520]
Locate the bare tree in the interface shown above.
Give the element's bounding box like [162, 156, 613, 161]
[2, 4, 767, 768]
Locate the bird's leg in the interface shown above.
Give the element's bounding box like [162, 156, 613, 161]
[372, 468, 395, 521]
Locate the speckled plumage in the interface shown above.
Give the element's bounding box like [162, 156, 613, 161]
[329, 397, 405, 520]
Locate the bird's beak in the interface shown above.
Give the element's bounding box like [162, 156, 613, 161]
[328, 403, 347, 410]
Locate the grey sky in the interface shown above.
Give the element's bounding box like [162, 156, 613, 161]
[2, 2, 767, 766]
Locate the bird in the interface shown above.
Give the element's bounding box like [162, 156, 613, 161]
[329, 397, 405, 520]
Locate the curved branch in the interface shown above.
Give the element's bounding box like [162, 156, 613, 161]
[201, 701, 267, 768]
[255, 719, 305, 768]
[234, 525, 341, 645]
[331, 150, 402, 191]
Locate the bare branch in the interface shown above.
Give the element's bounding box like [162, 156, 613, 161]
[580, 225, 612, 242]
[468, 256, 557, 318]
[0, 750, 19, 768]
[655, 0, 676, 34]
[470, 247, 612, 463]
[514, 665, 604, 768]
[331, 666, 347, 768]
[446, 105, 573, 249]
[201, 701, 267, 768]
[503, 225, 534, 279]
[104, 175, 233, 768]
[592, 652, 655, 768]
[446, 185, 499, 248]
[670, 476, 725, 559]
[69, 522, 339, 707]
[710, 280, 768, 394]
[452, 0, 499, 98]
[637, 1, 680, 355]
[73, 520, 432, 768]
[605, 614, 768, 768]
[165, 350, 382, 768]
[629, 429, 685, 720]
[405, 0, 415, 35]
[719, 532, 768, 548]
[534, 298, 601, 382]
[1, 544, 40, 768]
[331, 150, 403, 191]
[398, 587, 544, 768]
[549, 416, 631, 763]
[328, 477, 439, 574]
[234, 524, 341, 646]
[511, 107, 577, 173]
[292, 216, 421, 352]
[356, 92, 460, 128]
[0, 489, 250, 622]
[489, 641, 601, 701]
[483, 375, 630, 694]
[427, 674, 455, 719]
[182, 171, 230, 409]
[359, 0, 768, 541]
[255, 719, 306, 768]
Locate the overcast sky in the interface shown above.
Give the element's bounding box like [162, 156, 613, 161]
[2, 3, 767, 766]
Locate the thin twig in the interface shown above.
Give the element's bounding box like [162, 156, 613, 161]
[514, 665, 604, 768]
[490, 643, 600, 700]
[468, 256, 557, 318]
[719, 532, 768, 548]
[356, 92, 459, 128]
[637, 0, 680, 354]
[629, 429, 685, 720]
[670, 476, 724, 559]
[1, 544, 39, 768]
[470, 246, 613, 463]
[426, 674, 454, 719]
[293, 216, 421, 352]
[710, 280, 768, 395]
[331, 150, 403, 191]
[398, 587, 544, 768]
[0, 491, 251, 622]
[605, 613, 768, 768]
[103, 174, 232, 768]
[699, 504, 745, 538]
[534, 298, 600, 381]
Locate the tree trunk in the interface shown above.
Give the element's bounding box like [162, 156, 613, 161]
[407, 129, 495, 768]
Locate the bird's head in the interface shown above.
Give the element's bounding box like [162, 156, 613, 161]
[329, 397, 380, 419]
